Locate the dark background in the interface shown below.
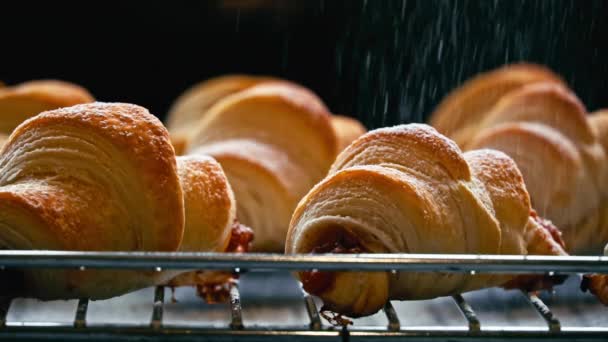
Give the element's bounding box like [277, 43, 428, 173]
[1, 0, 607, 128]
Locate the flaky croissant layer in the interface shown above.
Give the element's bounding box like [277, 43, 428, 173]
[0, 102, 186, 299]
[286, 124, 566, 317]
[430, 63, 608, 254]
[0, 80, 94, 137]
[167, 75, 367, 251]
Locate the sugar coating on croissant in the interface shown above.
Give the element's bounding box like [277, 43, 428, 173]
[176, 155, 237, 253]
[0, 80, 94, 136]
[430, 64, 608, 254]
[186, 82, 338, 251]
[286, 124, 566, 317]
[0, 102, 184, 299]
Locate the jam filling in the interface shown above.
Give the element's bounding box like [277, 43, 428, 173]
[503, 210, 568, 291]
[225, 221, 255, 254]
[300, 231, 364, 295]
[170, 221, 254, 304]
[197, 221, 253, 303]
[529, 210, 567, 251]
[300, 230, 364, 326]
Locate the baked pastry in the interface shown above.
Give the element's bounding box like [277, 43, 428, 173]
[186, 82, 338, 251]
[0, 102, 254, 300]
[0, 102, 184, 299]
[430, 63, 564, 146]
[582, 110, 608, 305]
[166, 75, 367, 155]
[168, 155, 253, 302]
[0, 80, 94, 137]
[167, 75, 272, 154]
[175, 155, 237, 253]
[331, 115, 367, 151]
[429, 65, 608, 254]
[285, 124, 567, 317]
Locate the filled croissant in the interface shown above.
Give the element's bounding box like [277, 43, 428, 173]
[0, 80, 94, 137]
[285, 124, 567, 317]
[0, 102, 249, 300]
[429, 64, 608, 254]
[182, 81, 345, 251]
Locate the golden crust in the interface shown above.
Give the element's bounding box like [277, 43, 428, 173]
[168, 75, 272, 127]
[0, 102, 186, 299]
[438, 65, 607, 254]
[167, 75, 273, 148]
[7, 80, 94, 106]
[429, 63, 564, 145]
[0, 80, 94, 135]
[185, 81, 338, 251]
[468, 82, 593, 148]
[176, 155, 236, 252]
[191, 82, 337, 155]
[8, 102, 184, 251]
[331, 124, 471, 181]
[464, 149, 531, 250]
[287, 124, 566, 316]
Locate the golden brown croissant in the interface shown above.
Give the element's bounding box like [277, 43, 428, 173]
[0, 102, 185, 299]
[167, 75, 272, 154]
[429, 63, 564, 146]
[176, 155, 237, 253]
[0, 80, 94, 136]
[166, 75, 366, 155]
[285, 124, 567, 317]
[167, 155, 252, 302]
[185, 81, 339, 251]
[429, 65, 608, 254]
[582, 111, 608, 305]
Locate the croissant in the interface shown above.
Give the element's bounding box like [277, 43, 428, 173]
[185, 81, 339, 251]
[430, 63, 564, 146]
[429, 65, 608, 254]
[167, 155, 252, 301]
[167, 75, 272, 154]
[582, 110, 608, 304]
[0, 80, 94, 137]
[0, 102, 186, 299]
[167, 75, 367, 155]
[175, 155, 239, 253]
[285, 124, 567, 317]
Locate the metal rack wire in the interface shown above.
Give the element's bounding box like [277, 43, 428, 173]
[0, 251, 607, 341]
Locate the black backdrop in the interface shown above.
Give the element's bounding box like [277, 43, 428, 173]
[1, 0, 607, 128]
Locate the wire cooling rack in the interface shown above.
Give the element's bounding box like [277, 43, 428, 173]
[0, 251, 607, 341]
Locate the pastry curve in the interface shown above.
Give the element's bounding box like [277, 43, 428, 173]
[285, 124, 566, 317]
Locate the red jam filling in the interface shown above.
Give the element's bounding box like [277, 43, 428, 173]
[530, 209, 566, 250]
[300, 231, 364, 296]
[503, 210, 567, 291]
[194, 221, 254, 304]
